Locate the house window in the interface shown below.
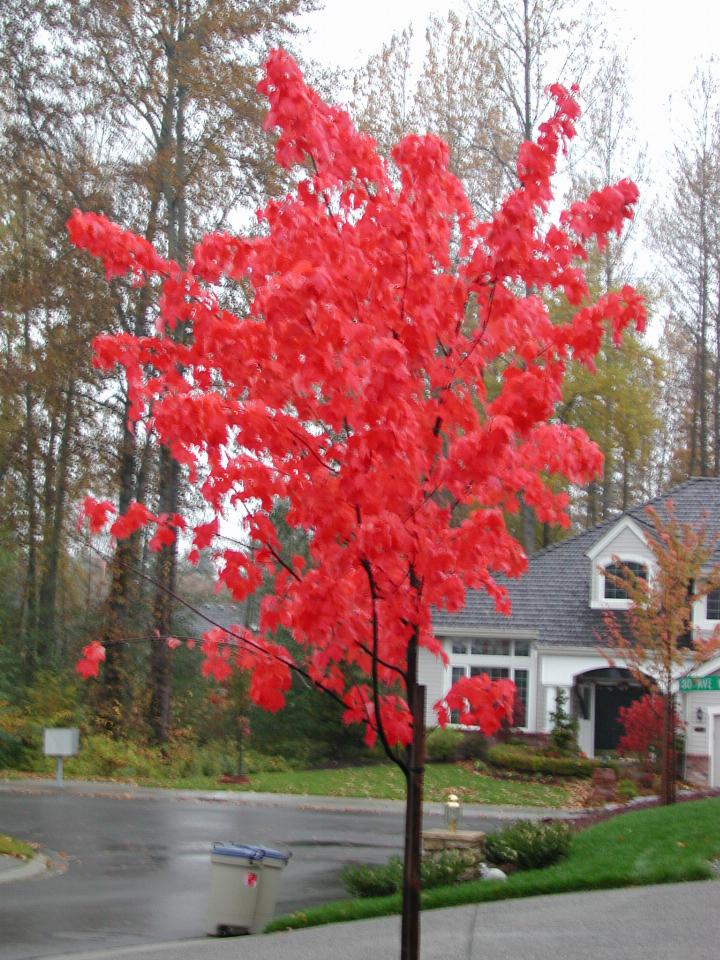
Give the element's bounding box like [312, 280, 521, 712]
[707, 588, 720, 621]
[471, 665, 509, 680]
[449, 637, 526, 657]
[468, 665, 528, 724]
[450, 666, 466, 723]
[447, 636, 533, 729]
[603, 561, 647, 600]
[471, 638, 510, 656]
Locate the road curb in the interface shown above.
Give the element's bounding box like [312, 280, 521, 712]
[0, 851, 48, 884]
[0, 777, 574, 820]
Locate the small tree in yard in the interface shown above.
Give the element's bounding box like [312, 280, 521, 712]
[603, 505, 720, 805]
[70, 51, 643, 960]
[617, 693, 682, 764]
[549, 688, 579, 756]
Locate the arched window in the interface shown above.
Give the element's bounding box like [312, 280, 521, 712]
[603, 561, 647, 600]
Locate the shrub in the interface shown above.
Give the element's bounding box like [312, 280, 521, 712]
[420, 850, 475, 888]
[0, 701, 31, 770]
[426, 727, 462, 762]
[0, 728, 28, 769]
[548, 688, 579, 756]
[456, 732, 488, 761]
[617, 778, 639, 802]
[243, 751, 306, 773]
[341, 851, 472, 898]
[341, 858, 402, 898]
[485, 820, 571, 870]
[617, 694, 681, 764]
[487, 743, 599, 778]
[65, 735, 160, 780]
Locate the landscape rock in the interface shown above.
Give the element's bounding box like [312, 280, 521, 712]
[479, 863, 507, 882]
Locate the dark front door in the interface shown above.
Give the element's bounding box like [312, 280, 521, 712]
[594, 684, 642, 751]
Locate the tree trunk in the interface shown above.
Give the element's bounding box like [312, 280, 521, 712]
[93, 392, 138, 736]
[522, 0, 532, 141]
[520, 496, 535, 555]
[21, 332, 39, 673]
[660, 691, 677, 805]
[713, 293, 720, 475]
[696, 147, 710, 476]
[621, 454, 630, 510]
[401, 677, 426, 960]
[148, 448, 180, 745]
[148, 44, 188, 744]
[38, 380, 76, 656]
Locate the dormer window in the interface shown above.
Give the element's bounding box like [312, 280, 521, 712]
[603, 561, 648, 601]
[586, 516, 653, 610]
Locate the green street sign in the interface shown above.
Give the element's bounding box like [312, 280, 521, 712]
[679, 676, 720, 692]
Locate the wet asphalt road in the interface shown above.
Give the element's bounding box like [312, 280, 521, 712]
[0, 790, 506, 960]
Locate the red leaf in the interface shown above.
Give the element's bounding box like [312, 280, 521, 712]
[193, 518, 218, 550]
[81, 497, 116, 533]
[76, 641, 106, 680]
[110, 501, 156, 540]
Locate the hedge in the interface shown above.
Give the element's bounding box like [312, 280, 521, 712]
[487, 744, 601, 778]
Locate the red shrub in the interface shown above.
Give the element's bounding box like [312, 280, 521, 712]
[617, 694, 681, 758]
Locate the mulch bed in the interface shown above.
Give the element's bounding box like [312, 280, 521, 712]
[568, 787, 720, 831]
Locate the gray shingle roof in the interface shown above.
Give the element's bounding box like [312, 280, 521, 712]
[433, 477, 720, 648]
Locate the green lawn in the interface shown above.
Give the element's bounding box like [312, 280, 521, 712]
[139, 764, 569, 807]
[4, 759, 569, 807]
[0, 833, 34, 860]
[266, 797, 720, 932]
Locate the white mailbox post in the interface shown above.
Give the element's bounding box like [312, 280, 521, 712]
[43, 728, 79, 786]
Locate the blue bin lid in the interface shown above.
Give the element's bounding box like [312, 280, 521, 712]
[212, 842, 265, 861]
[254, 845, 291, 864]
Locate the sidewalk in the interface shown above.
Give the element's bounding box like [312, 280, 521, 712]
[7, 880, 720, 960]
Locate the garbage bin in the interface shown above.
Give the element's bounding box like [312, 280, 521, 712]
[249, 845, 292, 934]
[207, 842, 264, 936]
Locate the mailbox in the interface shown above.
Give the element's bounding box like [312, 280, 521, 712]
[43, 728, 80, 757]
[43, 728, 80, 785]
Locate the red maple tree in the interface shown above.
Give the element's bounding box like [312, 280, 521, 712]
[70, 50, 644, 959]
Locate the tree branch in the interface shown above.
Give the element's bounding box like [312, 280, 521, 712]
[361, 557, 408, 775]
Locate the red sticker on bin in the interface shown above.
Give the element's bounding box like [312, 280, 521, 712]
[246, 872, 258, 887]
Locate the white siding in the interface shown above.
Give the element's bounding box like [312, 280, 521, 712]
[537, 684, 550, 732]
[604, 526, 649, 557]
[531, 646, 543, 730]
[417, 645, 447, 729]
[684, 685, 720, 756]
[540, 651, 606, 686]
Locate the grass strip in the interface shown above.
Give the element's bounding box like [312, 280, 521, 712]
[138, 765, 569, 807]
[0, 833, 34, 860]
[266, 797, 720, 932]
[5, 763, 570, 807]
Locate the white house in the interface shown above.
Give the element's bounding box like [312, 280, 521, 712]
[420, 477, 720, 787]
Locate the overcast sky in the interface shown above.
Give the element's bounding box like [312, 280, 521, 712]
[299, 0, 719, 183]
